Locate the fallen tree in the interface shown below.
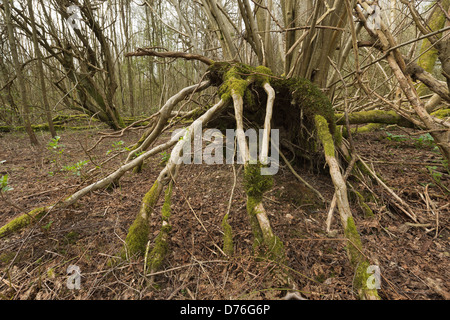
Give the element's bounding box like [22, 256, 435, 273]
[0, 58, 382, 299]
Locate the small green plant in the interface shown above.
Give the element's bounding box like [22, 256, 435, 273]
[106, 140, 129, 155]
[413, 133, 439, 152]
[41, 220, 53, 231]
[47, 136, 65, 169]
[160, 151, 170, 163]
[426, 166, 450, 193]
[385, 131, 407, 142]
[0, 174, 13, 192]
[62, 160, 89, 177]
[47, 135, 64, 154]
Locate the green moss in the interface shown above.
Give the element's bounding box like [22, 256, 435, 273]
[352, 189, 375, 218]
[343, 216, 380, 299]
[264, 234, 286, 263]
[161, 183, 172, 222]
[218, 66, 249, 101]
[244, 87, 257, 108]
[244, 165, 285, 263]
[333, 128, 343, 148]
[146, 227, 170, 272]
[206, 62, 232, 86]
[275, 77, 335, 132]
[417, 0, 450, 75]
[254, 65, 273, 85]
[243, 163, 273, 202]
[0, 207, 47, 238]
[335, 110, 413, 128]
[221, 213, 234, 257]
[431, 108, 450, 119]
[246, 196, 285, 262]
[141, 181, 161, 217]
[124, 215, 150, 258]
[122, 181, 162, 258]
[246, 195, 264, 250]
[344, 216, 364, 267]
[0, 125, 65, 133]
[211, 62, 273, 102]
[132, 161, 144, 174]
[340, 123, 385, 138]
[146, 184, 173, 272]
[314, 115, 335, 158]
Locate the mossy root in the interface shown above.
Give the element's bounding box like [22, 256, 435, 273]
[146, 183, 173, 273]
[0, 207, 47, 238]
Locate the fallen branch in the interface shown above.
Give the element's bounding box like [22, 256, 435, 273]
[357, 156, 418, 223]
[276, 146, 326, 204]
[125, 80, 211, 163]
[315, 114, 380, 300]
[125, 48, 214, 66]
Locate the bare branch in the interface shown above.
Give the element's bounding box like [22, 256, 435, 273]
[125, 48, 214, 65]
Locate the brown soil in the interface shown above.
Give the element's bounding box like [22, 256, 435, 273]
[0, 124, 448, 300]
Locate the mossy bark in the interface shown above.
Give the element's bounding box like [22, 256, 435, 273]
[123, 215, 150, 259]
[350, 187, 375, 218]
[417, 0, 450, 96]
[146, 182, 173, 273]
[207, 62, 336, 168]
[0, 207, 47, 238]
[221, 213, 234, 257]
[335, 110, 415, 128]
[340, 123, 385, 138]
[431, 108, 450, 119]
[344, 217, 380, 300]
[243, 164, 285, 262]
[123, 180, 163, 259]
[315, 115, 380, 300]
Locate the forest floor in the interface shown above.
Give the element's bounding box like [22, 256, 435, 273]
[0, 122, 448, 300]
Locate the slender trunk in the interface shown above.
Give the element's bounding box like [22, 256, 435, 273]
[27, 0, 57, 138]
[121, 0, 135, 117]
[4, 0, 39, 145]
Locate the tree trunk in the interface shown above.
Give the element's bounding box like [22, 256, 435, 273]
[27, 0, 57, 138]
[3, 0, 39, 146]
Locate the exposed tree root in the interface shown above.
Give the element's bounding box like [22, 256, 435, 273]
[117, 98, 228, 266]
[315, 115, 380, 300]
[0, 82, 214, 239]
[125, 80, 211, 164]
[145, 177, 176, 281]
[2, 59, 430, 300]
[0, 207, 48, 238]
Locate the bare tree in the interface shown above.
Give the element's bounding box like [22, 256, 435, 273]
[27, 0, 57, 138]
[2, 0, 39, 145]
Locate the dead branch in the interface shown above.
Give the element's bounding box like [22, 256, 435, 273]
[125, 48, 214, 66]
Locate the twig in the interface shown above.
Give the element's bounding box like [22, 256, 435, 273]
[88, 113, 159, 152]
[275, 144, 325, 203]
[424, 185, 439, 238]
[14, 184, 79, 201]
[357, 156, 418, 222]
[168, 168, 226, 257]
